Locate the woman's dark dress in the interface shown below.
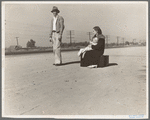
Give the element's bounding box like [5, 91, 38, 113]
[80, 35, 105, 67]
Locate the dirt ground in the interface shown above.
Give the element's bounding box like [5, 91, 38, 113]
[3, 46, 147, 118]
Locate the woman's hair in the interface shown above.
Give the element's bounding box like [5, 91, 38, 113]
[93, 26, 102, 34]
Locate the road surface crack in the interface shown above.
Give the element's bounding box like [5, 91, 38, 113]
[20, 105, 40, 115]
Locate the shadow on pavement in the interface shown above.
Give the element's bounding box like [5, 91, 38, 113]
[61, 61, 80, 66]
[98, 63, 118, 68]
[107, 63, 118, 67]
[60, 61, 118, 68]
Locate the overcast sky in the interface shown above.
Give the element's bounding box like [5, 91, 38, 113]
[4, 2, 147, 47]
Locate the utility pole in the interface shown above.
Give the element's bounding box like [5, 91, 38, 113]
[122, 37, 125, 46]
[87, 32, 92, 41]
[15, 37, 19, 46]
[67, 30, 74, 45]
[69, 30, 72, 44]
[117, 36, 119, 46]
[105, 35, 109, 47]
[133, 39, 136, 45]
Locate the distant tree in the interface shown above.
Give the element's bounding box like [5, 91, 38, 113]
[110, 43, 116, 46]
[26, 41, 30, 48]
[134, 42, 139, 45]
[129, 42, 134, 45]
[27, 39, 36, 48]
[141, 42, 146, 46]
[125, 41, 130, 45]
[15, 45, 22, 50]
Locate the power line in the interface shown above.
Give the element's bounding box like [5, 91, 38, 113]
[87, 32, 92, 41]
[105, 35, 109, 47]
[117, 36, 119, 46]
[122, 37, 125, 46]
[6, 20, 50, 28]
[5, 27, 50, 33]
[6, 33, 49, 37]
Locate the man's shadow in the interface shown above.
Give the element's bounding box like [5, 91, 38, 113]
[61, 61, 80, 66]
[60, 61, 118, 67]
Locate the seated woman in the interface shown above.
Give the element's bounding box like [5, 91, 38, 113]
[80, 26, 105, 68]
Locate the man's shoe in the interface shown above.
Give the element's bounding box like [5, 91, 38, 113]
[55, 64, 62, 66]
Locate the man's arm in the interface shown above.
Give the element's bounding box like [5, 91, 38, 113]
[59, 17, 65, 35]
[49, 19, 53, 38]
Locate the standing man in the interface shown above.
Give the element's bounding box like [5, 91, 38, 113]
[49, 6, 65, 66]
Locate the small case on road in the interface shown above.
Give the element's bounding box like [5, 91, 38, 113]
[98, 55, 109, 67]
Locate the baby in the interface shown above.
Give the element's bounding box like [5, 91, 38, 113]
[78, 37, 98, 57]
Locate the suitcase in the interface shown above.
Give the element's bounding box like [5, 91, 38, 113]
[98, 55, 109, 67]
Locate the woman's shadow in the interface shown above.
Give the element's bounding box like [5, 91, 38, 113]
[101, 63, 118, 68]
[60, 61, 118, 67]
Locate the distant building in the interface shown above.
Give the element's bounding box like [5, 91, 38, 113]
[8, 45, 22, 51]
[139, 40, 146, 46]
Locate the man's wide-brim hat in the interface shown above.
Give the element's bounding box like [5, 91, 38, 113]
[51, 6, 60, 13]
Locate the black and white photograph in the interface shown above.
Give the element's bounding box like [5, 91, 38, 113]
[2, 1, 148, 118]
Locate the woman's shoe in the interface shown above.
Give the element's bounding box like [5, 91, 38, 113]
[88, 65, 98, 68]
[53, 63, 62, 66]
